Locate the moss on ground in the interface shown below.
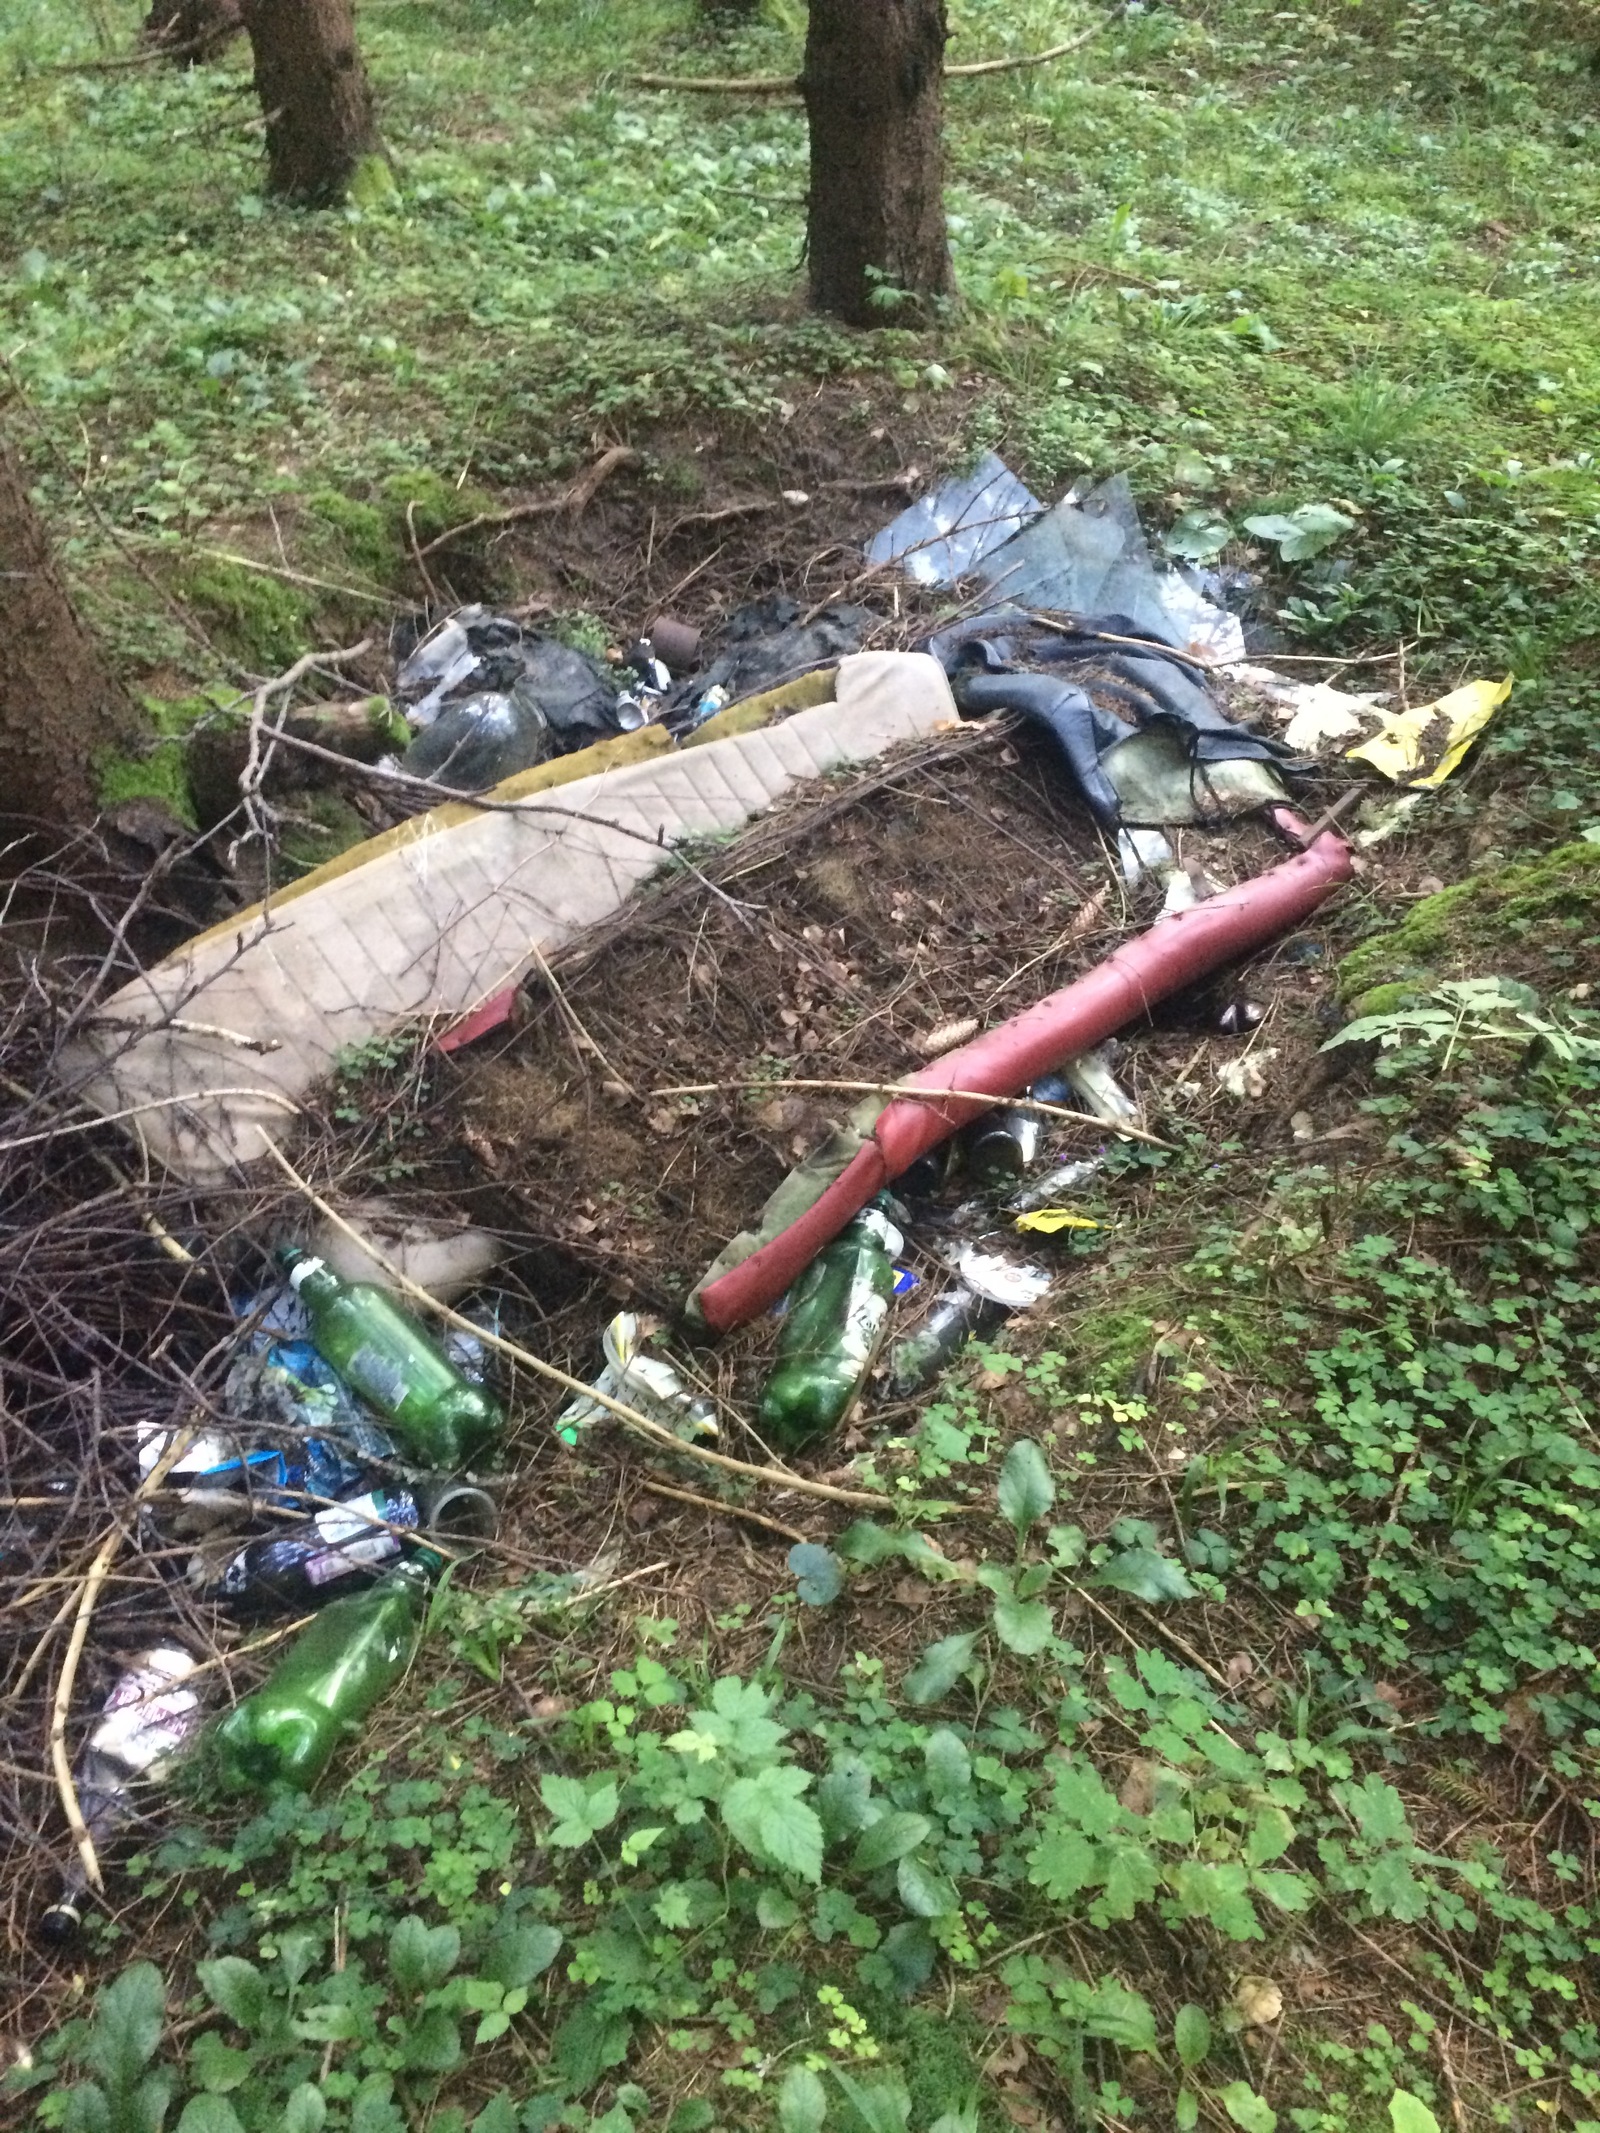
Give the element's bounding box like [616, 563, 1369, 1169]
[1339, 839, 1600, 999]
[177, 559, 314, 671]
[278, 789, 375, 878]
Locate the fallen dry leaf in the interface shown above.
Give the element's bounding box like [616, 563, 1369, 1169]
[1119, 1758, 1157, 1815]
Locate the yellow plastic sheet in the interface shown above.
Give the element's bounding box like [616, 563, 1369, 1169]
[1346, 676, 1512, 786]
[1015, 1209, 1103, 1234]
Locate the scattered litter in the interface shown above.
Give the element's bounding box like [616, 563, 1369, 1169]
[557, 1311, 720, 1447]
[1015, 1208, 1102, 1234]
[1229, 664, 1386, 753]
[1059, 1047, 1141, 1126]
[1348, 675, 1511, 785]
[39, 1648, 206, 1944]
[885, 1250, 1050, 1399]
[1216, 1049, 1278, 1099]
[398, 609, 624, 790]
[1009, 1154, 1110, 1213]
[760, 1205, 903, 1449]
[865, 451, 1044, 587]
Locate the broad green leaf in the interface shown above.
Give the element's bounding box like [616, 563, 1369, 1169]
[60, 2087, 111, 2133]
[197, 1953, 269, 2022]
[283, 2087, 327, 2133]
[1389, 2095, 1442, 2133]
[1250, 1868, 1314, 1912]
[998, 1438, 1055, 1536]
[1174, 2003, 1212, 2069]
[923, 1727, 972, 1795]
[992, 1592, 1054, 1654]
[1242, 502, 1353, 562]
[471, 2097, 518, 2133]
[177, 2101, 245, 2133]
[1094, 1546, 1197, 1603]
[1361, 1851, 1429, 1921]
[1174, 448, 1214, 488]
[539, 1773, 618, 1848]
[1027, 1826, 1100, 1901]
[1099, 1835, 1162, 1919]
[896, 1854, 959, 1917]
[86, 1964, 167, 2093]
[816, 1756, 875, 1840]
[388, 1917, 460, 1994]
[480, 1923, 561, 1989]
[474, 2010, 512, 2047]
[1165, 508, 1232, 560]
[186, 2033, 253, 2095]
[399, 2005, 461, 2074]
[904, 1630, 980, 1704]
[1176, 2089, 1200, 2131]
[757, 1886, 801, 1929]
[852, 1811, 932, 1872]
[721, 1765, 823, 1884]
[351, 2074, 406, 2133]
[788, 1542, 844, 1608]
[1340, 1774, 1410, 1846]
[928, 2105, 980, 2133]
[876, 1920, 937, 1997]
[1219, 2081, 1277, 2133]
[1246, 1806, 1295, 1866]
[778, 2063, 828, 2133]
[832, 2068, 911, 2133]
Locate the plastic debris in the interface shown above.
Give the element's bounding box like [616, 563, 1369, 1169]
[38, 1647, 206, 1943]
[1060, 1047, 1140, 1126]
[884, 1249, 1050, 1398]
[759, 1206, 902, 1449]
[396, 611, 623, 791]
[865, 451, 1044, 588]
[1217, 1049, 1278, 1099]
[1015, 1208, 1102, 1234]
[1348, 676, 1511, 786]
[557, 1311, 720, 1447]
[1008, 1153, 1110, 1213]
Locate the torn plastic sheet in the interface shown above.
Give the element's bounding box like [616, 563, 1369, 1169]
[865, 451, 1043, 588]
[396, 610, 623, 790]
[1348, 676, 1512, 786]
[1227, 663, 1387, 753]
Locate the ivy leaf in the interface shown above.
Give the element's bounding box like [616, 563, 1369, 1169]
[896, 1855, 959, 1917]
[1242, 502, 1353, 561]
[778, 2063, 828, 2133]
[998, 1438, 1055, 1538]
[721, 1765, 823, 1884]
[904, 1631, 981, 1704]
[992, 1592, 1054, 1655]
[788, 1542, 844, 1608]
[852, 1812, 932, 1872]
[1389, 2095, 1442, 2133]
[1094, 1546, 1196, 1603]
[1165, 508, 1233, 560]
[540, 1773, 618, 1849]
[1218, 2081, 1277, 2133]
[86, 1964, 166, 2092]
[1174, 2003, 1212, 2069]
[388, 1917, 460, 1994]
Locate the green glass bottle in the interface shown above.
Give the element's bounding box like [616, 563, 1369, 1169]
[758, 1207, 902, 1452]
[280, 1247, 502, 1471]
[209, 1557, 436, 1792]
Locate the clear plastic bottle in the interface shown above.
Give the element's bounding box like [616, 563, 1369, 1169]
[279, 1248, 502, 1471]
[758, 1207, 902, 1451]
[209, 1557, 437, 1793]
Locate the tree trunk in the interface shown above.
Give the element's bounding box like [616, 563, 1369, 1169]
[142, 0, 244, 63]
[802, 0, 952, 327]
[0, 438, 140, 831]
[240, 0, 380, 207]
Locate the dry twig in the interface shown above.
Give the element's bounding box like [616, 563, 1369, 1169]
[652, 1076, 1176, 1151]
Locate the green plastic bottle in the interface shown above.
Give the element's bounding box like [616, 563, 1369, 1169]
[280, 1247, 502, 1471]
[209, 1556, 436, 1792]
[758, 1207, 903, 1452]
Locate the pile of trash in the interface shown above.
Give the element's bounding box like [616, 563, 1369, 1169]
[16, 457, 1509, 1954]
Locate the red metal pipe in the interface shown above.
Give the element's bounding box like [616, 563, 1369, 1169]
[693, 828, 1353, 1333]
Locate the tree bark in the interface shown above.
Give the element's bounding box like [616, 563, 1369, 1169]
[0, 438, 141, 832]
[802, 0, 952, 327]
[142, 0, 244, 63]
[240, 0, 380, 207]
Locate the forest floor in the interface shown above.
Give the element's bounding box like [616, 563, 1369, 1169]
[3, 4, 1600, 2132]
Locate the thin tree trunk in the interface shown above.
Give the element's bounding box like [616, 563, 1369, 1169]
[0, 438, 140, 831]
[142, 0, 243, 63]
[240, 0, 380, 207]
[802, 0, 951, 327]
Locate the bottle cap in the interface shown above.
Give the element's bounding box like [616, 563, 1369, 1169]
[285, 1255, 327, 1293]
[37, 1899, 83, 1945]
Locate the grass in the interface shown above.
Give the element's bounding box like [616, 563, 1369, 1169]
[5, 3, 1600, 2130]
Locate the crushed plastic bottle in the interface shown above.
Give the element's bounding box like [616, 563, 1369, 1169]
[1008, 1153, 1110, 1214]
[885, 1251, 1051, 1399]
[759, 1206, 903, 1451]
[196, 1478, 496, 1611]
[38, 1647, 206, 1943]
[557, 1312, 719, 1447]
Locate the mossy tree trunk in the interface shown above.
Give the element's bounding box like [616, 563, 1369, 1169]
[142, 0, 244, 63]
[0, 437, 140, 832]
[802, 0, 952, 327]
[240, 0, 380, 207]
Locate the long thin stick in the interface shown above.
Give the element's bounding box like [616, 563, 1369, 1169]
[415, 446, 640, 559]
[633, 15, 1111, 93]
[262, 1142, 888, 1510]
[0, 1085, 303, 1154]
[48, 1420, 199, 1894]
[652, 1077, 1175, 1152]
[639, 1480, 809, 1546]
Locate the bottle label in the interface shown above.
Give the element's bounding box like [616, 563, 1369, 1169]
[305, 1531, 400, 1587]
[344, 1343, 409, 1412]
[89, 1656, 204, 1773]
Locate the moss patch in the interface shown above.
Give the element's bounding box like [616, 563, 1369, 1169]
[96, 739, 196, 825]
[177, 559, 314, 670]
[279, 789, 375, 879]
[1339, 840, 1600, 999]
[304, 489, 403, 585]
